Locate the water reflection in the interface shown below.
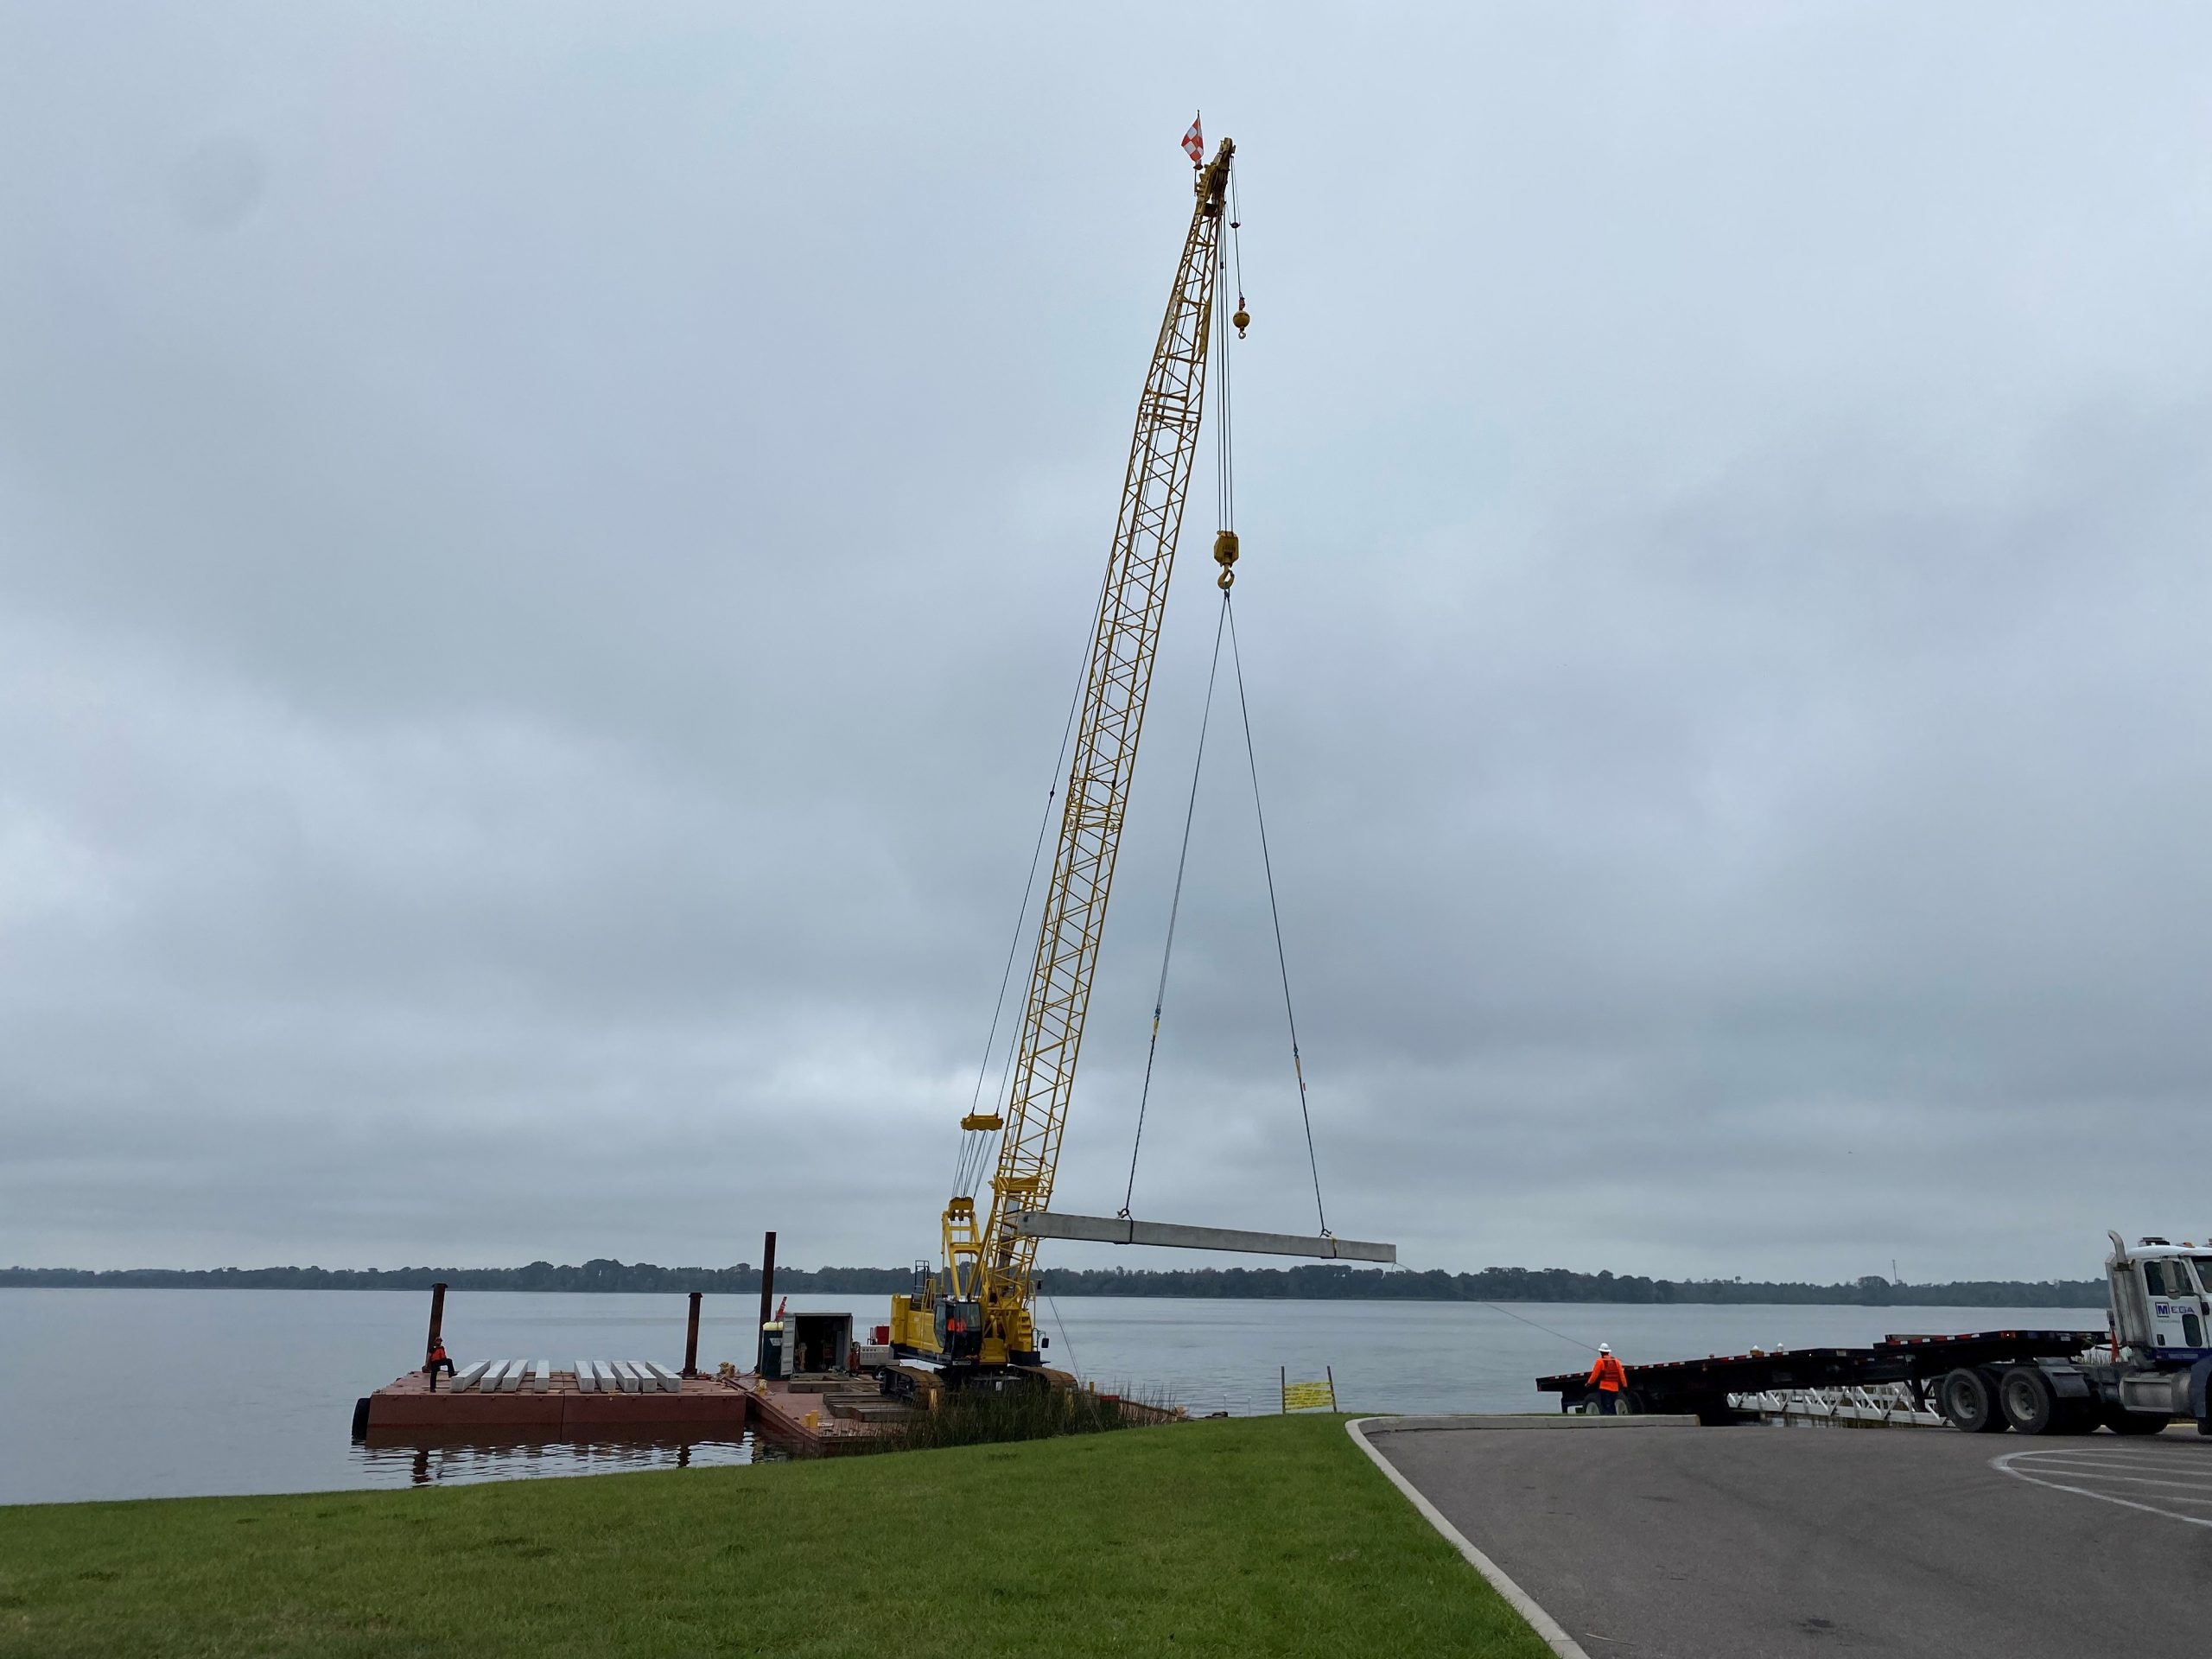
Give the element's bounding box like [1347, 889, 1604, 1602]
[352, 1429, 786, 1489]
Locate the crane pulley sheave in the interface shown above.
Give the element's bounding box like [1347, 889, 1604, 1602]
[891, 139, 1236, 1374]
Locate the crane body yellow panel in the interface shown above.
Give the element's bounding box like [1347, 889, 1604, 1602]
[891, 139, 1235, 1381]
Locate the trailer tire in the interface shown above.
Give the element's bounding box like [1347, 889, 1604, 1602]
[1937, 1366, 2004, 1433]
[1999, 1365, 2061, 1434]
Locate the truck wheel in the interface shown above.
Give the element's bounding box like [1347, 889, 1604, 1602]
[2101, 1406, 2167, 1435]
[1999, 1365, 2060, 1434]
[1938, 1366, 2005, 1433]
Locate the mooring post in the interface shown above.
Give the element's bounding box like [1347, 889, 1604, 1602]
[424, 1281, 448, 1369]
[757, 1230, 778, 1375]
[683, 1290, 702, 1377]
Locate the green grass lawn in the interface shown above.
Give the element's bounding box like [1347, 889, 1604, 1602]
[0, 1414, 1551, 1659]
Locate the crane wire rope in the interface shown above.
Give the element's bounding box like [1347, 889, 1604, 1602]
[960, 149, 1241, 1211]
[1228, 168, 1247, 326]
[1224, 591, 1329, 1238]
[1121, 181, 1244, 1219]
[1041, 1286, 1081, 1374]
[1119, 594, 1230, 1217]
[1211, 181, 1330, 1238]
[1118, 168, 1331, 1236]
[1214, 206, 1238, 537]
[1382, 1262, 1605, 1357]
[952, 564, 1116, 1201]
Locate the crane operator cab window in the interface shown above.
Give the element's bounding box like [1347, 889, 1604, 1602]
[935, 1297, 984, 1361]
[2141, 1257, 2208, 1352]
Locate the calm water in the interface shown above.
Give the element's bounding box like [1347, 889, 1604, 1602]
[0, 1289, 2103, 1505]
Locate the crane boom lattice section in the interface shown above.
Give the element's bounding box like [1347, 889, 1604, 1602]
[969, 146, 1232, 1363]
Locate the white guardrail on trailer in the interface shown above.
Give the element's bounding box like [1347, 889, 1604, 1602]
[1731, 1382, 1945, 1427]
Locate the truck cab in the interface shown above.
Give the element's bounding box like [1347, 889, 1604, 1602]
[2107, 1233, 2212, 1364]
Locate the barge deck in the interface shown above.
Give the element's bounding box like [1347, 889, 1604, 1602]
[359, 1367, 911, 1455]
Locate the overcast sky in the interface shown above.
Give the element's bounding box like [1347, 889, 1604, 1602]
[4, 3, 2209, 1283]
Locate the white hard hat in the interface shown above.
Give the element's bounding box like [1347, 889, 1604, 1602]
[1599, 1343, 1611, 1354]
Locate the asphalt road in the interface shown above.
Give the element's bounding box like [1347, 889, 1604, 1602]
[1370, 1421, 2212, 1659]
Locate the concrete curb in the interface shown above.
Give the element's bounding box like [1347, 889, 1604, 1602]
[1345, 1416, 1592, 1659]
[1360, 1412, 1701, 1435]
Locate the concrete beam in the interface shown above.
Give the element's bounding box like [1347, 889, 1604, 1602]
[1007, 1208, 1395, 1263]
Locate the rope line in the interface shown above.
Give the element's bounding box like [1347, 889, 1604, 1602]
[1385, 1265, 1603, 1356]
[1042, 1287, 1081, 1374]
[1214, 236, 1236, 536]
[1228, 169, 1245, 305]
[1224, 594, 1328, 1236]
[1121, 594, 1231, 1217]
[1471, 1298, 1603, 1355]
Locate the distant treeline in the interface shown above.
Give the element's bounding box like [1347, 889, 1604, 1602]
[1033, 1265, 2108, 1308]
[0, 1259, 2107, 1306]
[0, 1261, 904, 1294]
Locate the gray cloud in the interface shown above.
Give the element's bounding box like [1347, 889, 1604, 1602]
[4, 3, 2209, 1282]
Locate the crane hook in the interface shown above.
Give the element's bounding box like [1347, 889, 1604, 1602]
[1213, 529, 1239, 589]
[1232, 294, 1249, 339]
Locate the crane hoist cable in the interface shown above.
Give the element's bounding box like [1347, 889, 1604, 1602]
[1114, 585, 1332, 1236]
[1117, 165, 1331, 1236]
[1225, 590, 1330, 1238]
[1120, 595, 1230, 1219]
[954, 172, 1244, 1211]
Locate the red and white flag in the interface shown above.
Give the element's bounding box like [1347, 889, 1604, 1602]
[1181, 115, 1204, 167]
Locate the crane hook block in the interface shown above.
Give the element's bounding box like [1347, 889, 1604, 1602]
[1213, 529, 1240, 589]
[1232, 305, 1250, 338]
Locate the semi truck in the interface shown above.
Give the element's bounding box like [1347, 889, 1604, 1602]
[1539, 1231, 2212, 1435]
[1927, 1231, 2212, 1437]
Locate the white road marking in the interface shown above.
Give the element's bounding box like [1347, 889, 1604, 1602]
[1346, 1419, 1593, 1659]
[2009, 1457, 2212, 1484]
[1995, 1445, 2212, 1528]
[2024, 1476, 2212, 1497]
[2008, 1451, 2194, 1478]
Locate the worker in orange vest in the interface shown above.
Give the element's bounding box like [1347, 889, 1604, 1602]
[424, 1337, 456, 1393]
[1586, 1343, 1627, 1414]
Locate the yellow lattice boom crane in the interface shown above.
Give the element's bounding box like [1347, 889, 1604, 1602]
[887, 138, 1243, 1383]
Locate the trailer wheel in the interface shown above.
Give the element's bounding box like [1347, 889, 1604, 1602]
[1937, 1366, 2005, 1433]
[1999, 1365, 2060, 1434]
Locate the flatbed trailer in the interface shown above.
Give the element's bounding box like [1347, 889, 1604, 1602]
[1538, 1330, 2107, 1427]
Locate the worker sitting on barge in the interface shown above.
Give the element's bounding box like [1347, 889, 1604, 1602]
[1586, 1344, 1626, 1414]
[425, 1338, 456, 1392]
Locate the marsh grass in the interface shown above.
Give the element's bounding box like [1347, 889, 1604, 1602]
[889, 1381, 1170, 1451]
